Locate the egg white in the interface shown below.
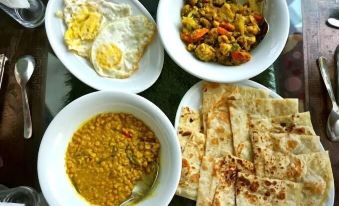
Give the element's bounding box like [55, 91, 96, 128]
[91, 15, 156, 79]
[62, 0, 132, 57]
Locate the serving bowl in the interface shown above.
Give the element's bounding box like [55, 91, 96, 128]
[157, 0, 289, 83]
[38, 91, 181, 206]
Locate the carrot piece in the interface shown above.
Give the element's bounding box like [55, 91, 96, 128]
[217, 27, 228, 35]
[231, 51, 251, 63]
[191, 28, 209, 42]
[181, 32, 192, 43]
[253, 13, 263, 23]
[220, 22, 235, 31]
[121, 128, 132, 138]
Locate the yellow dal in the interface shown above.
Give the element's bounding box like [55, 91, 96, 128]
[65, 113, 160, 206]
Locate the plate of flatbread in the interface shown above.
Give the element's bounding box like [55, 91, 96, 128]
[174, 80, 334, 206]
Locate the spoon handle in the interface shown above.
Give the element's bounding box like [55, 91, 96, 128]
[335, 45, 339, 102]
[21, 87, 32, 139]
[318, 57, 339, 111]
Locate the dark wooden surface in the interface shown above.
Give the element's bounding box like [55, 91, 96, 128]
[303, 0, 339, 204]
[0, 10, 48, 189]
[0, 0, 338, 205]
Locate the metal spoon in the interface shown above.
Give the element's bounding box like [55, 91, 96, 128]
[317, 57, 339, 142]
[14, 55, 35, 139]
[327, 18, 339, 28]
[237, 0, 269, 40]
[120, 163, 159, 206]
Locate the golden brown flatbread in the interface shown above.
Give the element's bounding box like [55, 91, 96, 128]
[201, 83, 269, 133]
[204, 87, 269, 157]
[197, 155, 221, 206]
[197, 154, 254, 206]
[251, 132, 322, 173]
[252, 132, 322, 178]
[229, 98, 299, 161]
[236, 172, 303, 205]
[205, 99, 234, 157]
[249, 112, 315, 135]
[177, 107, 201, 151]
[176, 131, 205, 200]
[256, 151, 333, 206]
[211, 155, 255, 206]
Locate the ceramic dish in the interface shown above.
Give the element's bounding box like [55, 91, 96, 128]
[38, 91, 181, 206]
[157, 0, 289, 83]
[174, 80, 281, 129]
[45, 0, 164, 93]
[174, 80, 334, 206]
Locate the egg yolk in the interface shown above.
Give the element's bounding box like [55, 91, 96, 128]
[96, 44, 123, 70]
[64, 4, 102, 46]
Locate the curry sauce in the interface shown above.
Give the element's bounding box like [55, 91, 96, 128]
[65, 113, 160, 206]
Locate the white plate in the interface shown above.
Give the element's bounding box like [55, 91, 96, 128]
[174, 80, 334, 206]
[45, 0, 164, 93]
[157, 0, 290, 83]
[38, 91, 181, 206]
[174, 80, 281, 129]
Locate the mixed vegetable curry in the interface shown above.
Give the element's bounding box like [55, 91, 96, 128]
[65, 113, 160, 206]
[180, 0, 264, 65]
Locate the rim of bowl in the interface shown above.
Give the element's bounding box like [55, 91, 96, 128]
[156, 0, 290, 83]
[38, 91, 181, 206]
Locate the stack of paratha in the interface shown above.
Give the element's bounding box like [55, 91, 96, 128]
[176, 82, 333, 206]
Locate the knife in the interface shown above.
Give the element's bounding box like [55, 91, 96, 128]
[0, 54, 8, 90]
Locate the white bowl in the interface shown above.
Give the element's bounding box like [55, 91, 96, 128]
[157, 0, 290, 83]
[37, 91, 181, 206]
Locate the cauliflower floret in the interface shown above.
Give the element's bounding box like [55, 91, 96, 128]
[182, 17, 200, 33]
[195, 43, 216, 61]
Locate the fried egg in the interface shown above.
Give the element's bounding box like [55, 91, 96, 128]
[90, 15, 155, 78]
[63, 0, 131, 57]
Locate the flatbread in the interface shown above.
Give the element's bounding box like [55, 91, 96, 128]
[176, 131, 205, 200]
[205, 100, 234, 157]
[204, 88, 269, 157]
[252, 132, 321, 156]
[252, 132, 322, 176]
[197, 154, 254, 206]
[212, 155, 255, 206]
[197, 155, 221, 206]
[201, 83, 269, 133]
[256, 151, 333, 206]
[177, 107, 201, 151]
[236, 172, 303, 205]
[229, 98, 299, 161]
[249, 112, 315, 135]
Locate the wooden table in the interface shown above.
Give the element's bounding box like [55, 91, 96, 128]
[303, 0, 339, 202]
[0, 0, 338, 205]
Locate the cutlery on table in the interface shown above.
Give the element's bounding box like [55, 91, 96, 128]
[317, 57, 339, 142]
[14, 55, 35, 139]
[0, 54, 8, 90]
[327, 17, 339, 28]
[335, 45, 339, 101]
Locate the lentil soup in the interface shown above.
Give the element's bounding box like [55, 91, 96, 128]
[65, 112, 160, 206]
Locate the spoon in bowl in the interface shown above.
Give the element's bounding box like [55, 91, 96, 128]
[317, 57, 339, 142]
[120, 163, 159, 206]
[14, 55, 35, 139]
[237, 0, 269, 40]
